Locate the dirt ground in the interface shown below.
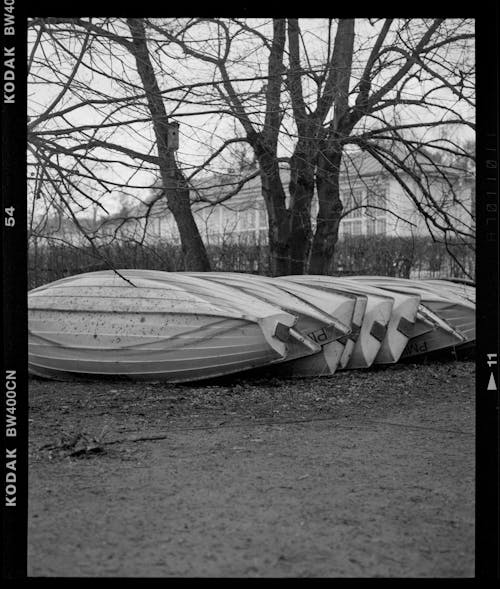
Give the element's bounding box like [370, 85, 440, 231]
[27, 359, 475, 578]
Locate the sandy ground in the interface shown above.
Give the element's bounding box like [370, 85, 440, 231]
[28, 359, 475, 578]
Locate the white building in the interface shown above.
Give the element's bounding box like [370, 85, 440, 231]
[100, 150, 475, 245]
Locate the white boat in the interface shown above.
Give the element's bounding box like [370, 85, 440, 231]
[276, 277, 367, 369]
[421, 279, 475, 304]
[81, 269, 364, 373]
[353, 275, 475, 305]
[331, 277, 421, 365]
[350, 276, 473, 355]
[282, 276, 394, 369]
[105, 269, 356, 376]
[351, 276, 475, 342]
[270, 277, 364, 370]
[28, 271, 305, 382]
[184, 271, 355, 377]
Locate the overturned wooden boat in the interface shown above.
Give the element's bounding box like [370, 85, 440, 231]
[28, 271, 307, 382]
[282, 276, 394, 369]
[350, 276, 473, 356]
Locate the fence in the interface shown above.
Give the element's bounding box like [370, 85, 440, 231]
[28, 235, 474, 289]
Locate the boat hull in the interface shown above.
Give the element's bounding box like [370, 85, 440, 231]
[186, 272, 356, 377]
[28, 272, 297, 382]
[350, 276, 474, 356]
[332, 277, 420, 365]
[421, 280, 476, 304]
[282, 276, 394, 369]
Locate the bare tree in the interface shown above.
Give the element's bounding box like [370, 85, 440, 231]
[283, 18, 474, 274]
[307, 18, 474, 274]
[28, 18, 475, 277]
[126, 18, 210, 269]
[28, 17, 210, 270]
[287, 18, 356, 273]
[155, 18, 292, 275]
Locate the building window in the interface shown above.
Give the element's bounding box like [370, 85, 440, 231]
[376, 218, 387, 235]
[240, 208, 256, 231]
[366, 186, 386, 215]
[221, 207, 238, 231]
[352, 220, 363, 235]
[340, 221, 351, 236]
[256, 208, 268, 230]
[344, 188, 364, 219]
[342, 219, 363, 236]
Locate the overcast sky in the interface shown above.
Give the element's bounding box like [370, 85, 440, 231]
[27, 18, 475, 219]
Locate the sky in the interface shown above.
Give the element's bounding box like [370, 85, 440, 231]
[27, 17, 475, 221]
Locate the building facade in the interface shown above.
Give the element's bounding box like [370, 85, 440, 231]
[86, 150, 476, 246]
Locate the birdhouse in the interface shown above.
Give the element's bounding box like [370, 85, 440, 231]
[166, 121, 179, 151]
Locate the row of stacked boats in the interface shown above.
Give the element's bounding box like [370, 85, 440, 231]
[28, 270, 475, 383]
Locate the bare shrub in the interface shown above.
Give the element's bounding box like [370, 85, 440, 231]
[29, 235, 474, 289]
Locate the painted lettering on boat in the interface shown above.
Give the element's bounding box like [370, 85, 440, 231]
[401, 340, 428, 357]
[308, 325, 336, 344]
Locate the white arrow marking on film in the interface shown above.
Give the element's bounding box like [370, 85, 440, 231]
[487, 372, 497, 391]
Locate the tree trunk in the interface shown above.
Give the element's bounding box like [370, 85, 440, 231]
[308, 149, 343, 274]
[168, 167, 211, 270]
[288, 140, 315, 274]
[127, 18, 210, 271]
[257, 150, 290, 276]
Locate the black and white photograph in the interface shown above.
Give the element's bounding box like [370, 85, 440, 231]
[2, 8, 499, 579]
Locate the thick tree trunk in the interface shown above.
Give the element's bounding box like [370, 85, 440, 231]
[127, 18, 210, 271]
[167, 168, 211, 270]
[308, 149, 343, 274]
[288, 141, 315, 274]
[257, 150, 290, 276]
